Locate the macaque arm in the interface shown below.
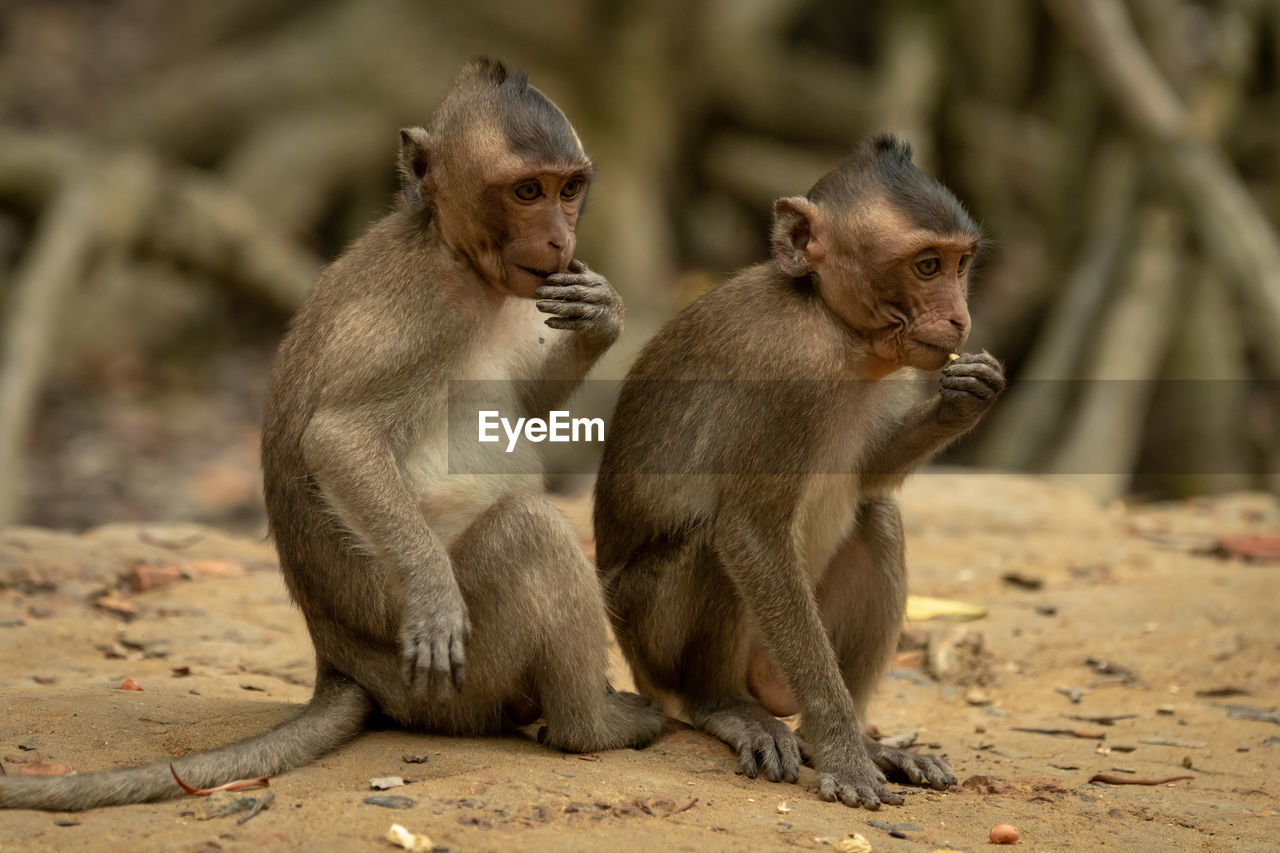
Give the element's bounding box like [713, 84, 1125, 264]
[519, 261, 621, 415]
[861, 353, 1005, 492]
[303, 405, 469, 692]
[712, 484, 908, 807]
[302, 408, 446, 573]
[858, 397, 956, 492]
[711, 487, 860, 741]
[515, 343, 596, 417]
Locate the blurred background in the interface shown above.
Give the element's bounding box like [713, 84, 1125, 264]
[1, 0, 1277, 535]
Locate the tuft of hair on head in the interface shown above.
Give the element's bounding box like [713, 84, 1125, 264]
[473, 61, 584, 168]
[808, 132, 978, 238]
[859, 133, 915, 167]
[428, 58, 587, 180]
[461, 56, 519, 87]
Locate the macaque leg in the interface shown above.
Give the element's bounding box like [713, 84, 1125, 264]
[439, 492, 663, 750]
[676, 572, 804, 785]
[816, 497, 954, 789]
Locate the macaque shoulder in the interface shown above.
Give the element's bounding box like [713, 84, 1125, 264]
[635, 266, 849, 381]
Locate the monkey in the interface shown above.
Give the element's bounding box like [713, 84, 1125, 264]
[0, 58, 663, 812]
[593, 134, 1004, 810]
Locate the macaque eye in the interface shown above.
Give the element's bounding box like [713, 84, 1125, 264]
[561, 177, 585, 199]
[514, 181, 543, 202]
[914, 257, 941, 277]
[958, 254, 972, 274]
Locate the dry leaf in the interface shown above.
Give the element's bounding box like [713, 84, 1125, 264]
[171, 764, 269, 796]
[94, 593, 138, 619]
[1214, 534, 1280, 562]
[18, 763, 67, 776]
[127, 563, 186, 592]
[185, 560, 247, 577]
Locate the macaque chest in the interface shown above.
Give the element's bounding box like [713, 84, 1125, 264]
[402, 300, 553, 544]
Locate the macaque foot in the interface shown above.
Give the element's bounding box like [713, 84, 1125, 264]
[538, 688, 664, 752]
[696, 702, 803, 783]
[866, 738, 956, 789]
[599, 689, 666, 749]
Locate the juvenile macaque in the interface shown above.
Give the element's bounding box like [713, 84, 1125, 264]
[0, 58, 661, 812]
[595, 135, 1003, 809]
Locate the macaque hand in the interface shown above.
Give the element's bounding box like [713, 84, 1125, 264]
[400, 582, 471, 700]
[812, 739, 905, 810]
[937, 350, 1004, 429]
[536, 260, 623, 344]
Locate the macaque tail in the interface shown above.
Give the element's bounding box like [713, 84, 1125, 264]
[0, 674, 372, 811]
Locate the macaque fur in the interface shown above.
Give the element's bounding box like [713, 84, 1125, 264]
[0, 59, 661, 812]
[595, 135, 1005, 809]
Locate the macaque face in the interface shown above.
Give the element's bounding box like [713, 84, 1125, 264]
[398, 73, 593, 300]
[493, 169, 590, 298]
[867, 237, 976, 370]
[770, 137, 982, 376]
[790, 198, 978, 373]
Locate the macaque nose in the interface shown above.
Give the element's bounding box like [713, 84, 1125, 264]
[547, 212, 570, 251]
[547, 218, 574, 268]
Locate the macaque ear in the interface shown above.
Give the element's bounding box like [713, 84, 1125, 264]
[398, 126, 436, 212]
[771, 197, 825, 277]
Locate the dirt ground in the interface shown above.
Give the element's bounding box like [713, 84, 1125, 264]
[1, 472, 1277, 852]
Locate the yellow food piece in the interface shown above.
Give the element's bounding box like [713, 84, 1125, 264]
[905, 594, 987, 622]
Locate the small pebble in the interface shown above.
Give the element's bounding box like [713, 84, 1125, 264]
[989, 823, 1019, 844]
[365, 795, 415, 809]
[120, 678, 143, 691]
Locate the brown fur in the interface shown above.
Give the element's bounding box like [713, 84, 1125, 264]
[594, 134, 1003, 809]
[0, 58, 660, 812]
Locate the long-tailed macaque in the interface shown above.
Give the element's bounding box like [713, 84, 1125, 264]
[594, 135, 1003, 809]
[1, 58, 661, 812]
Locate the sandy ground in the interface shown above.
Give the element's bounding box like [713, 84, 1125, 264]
[1, 472, 1278, 852]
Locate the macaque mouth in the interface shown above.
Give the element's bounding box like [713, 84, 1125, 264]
[517, 265, 554, 278]
[912, 339, 953, 356]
